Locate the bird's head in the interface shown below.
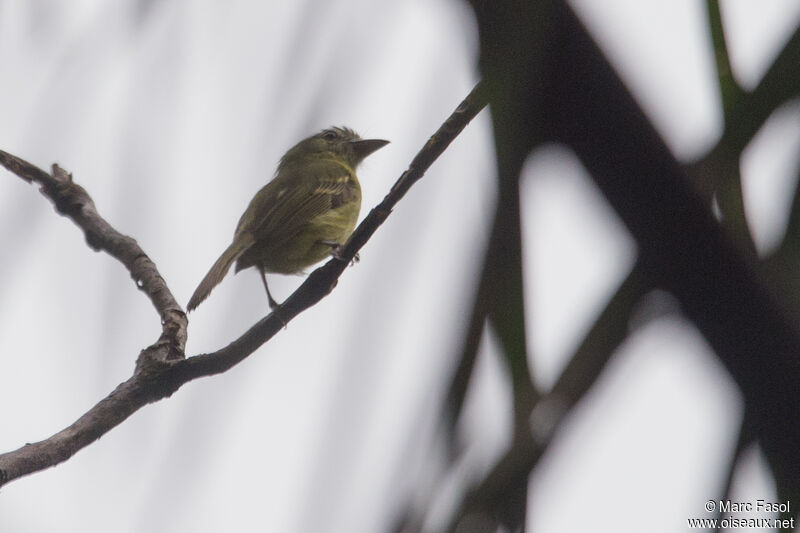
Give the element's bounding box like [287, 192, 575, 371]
[280, 126, 389, 169]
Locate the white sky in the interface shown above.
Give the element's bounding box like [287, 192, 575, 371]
[0, 1, 798, 532]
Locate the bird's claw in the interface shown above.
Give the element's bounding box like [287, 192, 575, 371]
[320, 240, 359, 266]
[332, 246, 359, 266]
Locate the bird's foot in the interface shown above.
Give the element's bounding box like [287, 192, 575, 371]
[319, 240, 359, 266]
[269, 302, 288, 329]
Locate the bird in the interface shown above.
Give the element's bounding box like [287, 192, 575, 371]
[187, 127, 389, 312]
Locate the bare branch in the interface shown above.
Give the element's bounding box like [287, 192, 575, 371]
[0, 151, 187, 360]
[0, 81, 489, 487]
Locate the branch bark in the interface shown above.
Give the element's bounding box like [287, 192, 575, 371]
[0, 81, 489, 487]
[0, 152, 187, 360]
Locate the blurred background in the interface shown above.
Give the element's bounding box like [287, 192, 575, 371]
[0, 1, 799, 532]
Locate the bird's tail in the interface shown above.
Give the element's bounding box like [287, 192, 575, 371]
[187, 234, 254, 312]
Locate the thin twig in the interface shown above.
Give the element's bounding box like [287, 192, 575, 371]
[0, 152, 187, 359]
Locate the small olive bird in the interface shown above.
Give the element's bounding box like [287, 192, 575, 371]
[187, 127, 389, 312]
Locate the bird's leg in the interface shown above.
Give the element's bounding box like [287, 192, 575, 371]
[259, 267, 280, 309]
[259, 267, 288, 328]
[318, 240, 359, 265]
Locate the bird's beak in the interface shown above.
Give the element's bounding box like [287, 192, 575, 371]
[350, 138, 390, 160]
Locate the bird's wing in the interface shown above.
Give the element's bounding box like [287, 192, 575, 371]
[238, 160, 357, 245]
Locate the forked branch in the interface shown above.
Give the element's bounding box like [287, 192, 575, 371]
[0, 82, 489, 486]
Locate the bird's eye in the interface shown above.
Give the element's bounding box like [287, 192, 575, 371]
[322, 130, 338, 141]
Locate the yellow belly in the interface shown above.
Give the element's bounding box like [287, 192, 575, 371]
[235, 201, 360, 274]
